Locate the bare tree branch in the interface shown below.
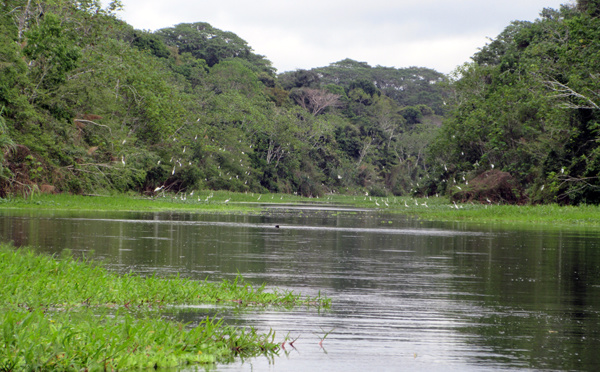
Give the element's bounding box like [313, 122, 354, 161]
[17, 0, 32, 41]
[293, 88, 341, 116]
[544, 78, 599, 110]
[74, 119, 112, 134]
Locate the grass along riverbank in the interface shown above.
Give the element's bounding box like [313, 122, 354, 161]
[0, 244, 330, 370]
[327, 194, 600, 227]
[2, 192, 600, 227]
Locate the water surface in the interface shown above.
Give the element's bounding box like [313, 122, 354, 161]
[1, 207, 599, 371]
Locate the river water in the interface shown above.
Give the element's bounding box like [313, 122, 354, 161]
[1, 206, 600, 371]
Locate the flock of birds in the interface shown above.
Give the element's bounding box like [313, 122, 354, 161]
[147, 188, 479, 211]
[129, 137, 566, 209]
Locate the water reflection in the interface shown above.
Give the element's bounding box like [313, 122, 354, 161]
[1, 208, 599, 371]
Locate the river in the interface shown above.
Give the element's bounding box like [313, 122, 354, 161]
[1, 206, 599, 371]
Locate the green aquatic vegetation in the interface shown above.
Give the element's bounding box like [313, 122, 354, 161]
[392, 201, 600, 227]
[0, 309, 276, 370]
[0, 247, 328, 309]
[323, 194, 600, 227]
[0, 245, 330, 309]
[2, 192, 599, 227]
[0, 244, 330, 370]
[315, 327, 335, 348]
[0, 191, 309, 214]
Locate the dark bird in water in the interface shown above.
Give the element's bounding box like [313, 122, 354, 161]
[275, 225, 280, 228]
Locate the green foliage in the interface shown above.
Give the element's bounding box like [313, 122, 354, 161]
[155, 22, 274, 75]
[281, 59, 449, 114]
[15, 0, 593, 205]
[23, 12, 81, 88]
[430, 3, 600, 204]
[0, 243, 329, 370]
[130, 30, 171, 59]
[0, 107, 16, 182]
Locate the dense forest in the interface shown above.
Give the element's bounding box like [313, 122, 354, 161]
[1, 0, 599, 204]
[429, 0, 600, 204]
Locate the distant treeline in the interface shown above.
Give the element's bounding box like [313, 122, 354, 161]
[1, 0, 598, 204]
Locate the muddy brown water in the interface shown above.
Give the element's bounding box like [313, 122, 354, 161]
[1, 206, 600, 371]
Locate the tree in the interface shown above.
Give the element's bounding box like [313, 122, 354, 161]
[278, 69, 321, 90]
[155, 22, 274, 75]
[290, 88, 341, 116]
[428, 2, 600, 204]
[577, 0, 600, 16]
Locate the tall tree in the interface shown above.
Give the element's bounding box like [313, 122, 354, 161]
[155, 22, 274, 75]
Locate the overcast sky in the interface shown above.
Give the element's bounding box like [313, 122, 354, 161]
[115, 0, 572, 74]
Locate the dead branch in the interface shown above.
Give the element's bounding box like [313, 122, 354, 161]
[73, 119, 112, 134]
[544, 78, 599, 110]
[293, 88, 341, 116]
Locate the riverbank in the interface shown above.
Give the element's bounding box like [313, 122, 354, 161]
[328, 195, 600, 227]
[0, 243, 330, 370]
[2, 192, 600, 227]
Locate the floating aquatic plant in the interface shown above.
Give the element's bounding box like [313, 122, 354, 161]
[0, 243, 330, 370]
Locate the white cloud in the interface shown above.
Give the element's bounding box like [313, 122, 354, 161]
[114, 0, 572, 74]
